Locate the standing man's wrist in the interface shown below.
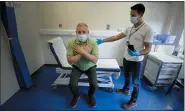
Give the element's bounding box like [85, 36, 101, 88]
[102, 39, 105, 42]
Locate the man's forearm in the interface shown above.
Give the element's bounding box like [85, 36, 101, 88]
[104, 33, 126, 42]
[67, 54, 82, 64]
[104, 36, 117, 42]
[81, 52, 98, 64]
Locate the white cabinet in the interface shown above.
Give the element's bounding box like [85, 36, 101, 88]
[144, 52, 183, 86]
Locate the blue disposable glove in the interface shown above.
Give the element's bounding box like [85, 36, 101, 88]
[96, 39, 104, 45]
[128, 48, 141, 56]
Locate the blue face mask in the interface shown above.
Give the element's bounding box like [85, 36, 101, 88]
[130, 16, 138, 24]
[77, 34, 88, 42]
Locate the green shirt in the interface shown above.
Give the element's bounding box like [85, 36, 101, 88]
[67, 38, 98, 71]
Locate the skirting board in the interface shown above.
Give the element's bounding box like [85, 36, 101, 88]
[31, 64, 60, 77]
[31, 65, 45, 77]
[44, 64, 60, 67]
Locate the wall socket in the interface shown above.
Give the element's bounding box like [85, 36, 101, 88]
[59, 24, 63, 28]
[106, 24, 110, 30]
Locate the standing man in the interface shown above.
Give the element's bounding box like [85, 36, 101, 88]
[97, 3, 153, 109]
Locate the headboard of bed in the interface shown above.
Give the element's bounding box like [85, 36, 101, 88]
[48, 37, 72, 68]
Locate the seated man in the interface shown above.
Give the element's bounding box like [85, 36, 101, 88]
[67, 23, 99, 108]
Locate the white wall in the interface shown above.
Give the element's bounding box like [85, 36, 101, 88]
[163, 2, 184, 45]
[169, 2, 184, 45]
[179, 30, 184, 47]
[14, 2, 45, 74]
[156, 2, 184, 55]
[38, 2, 170, 34]
[0, 21, 20, 105]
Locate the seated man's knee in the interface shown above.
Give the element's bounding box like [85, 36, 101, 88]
[90, 82, 98, 90]
[69, 80, 78, 88]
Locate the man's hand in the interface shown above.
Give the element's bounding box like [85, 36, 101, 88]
[128, 48, 141, 56]
[83, 44, 92, 53]
[140, 42, 152, 55]
[73, 44, 85, 55]
[72, 44, 98, 64]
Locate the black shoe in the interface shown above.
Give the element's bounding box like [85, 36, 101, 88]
[122, 101, 137, 109]
[89, 95, 96, 107]
[70, 95, 80, 108]
[116, 88, 130, 95]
